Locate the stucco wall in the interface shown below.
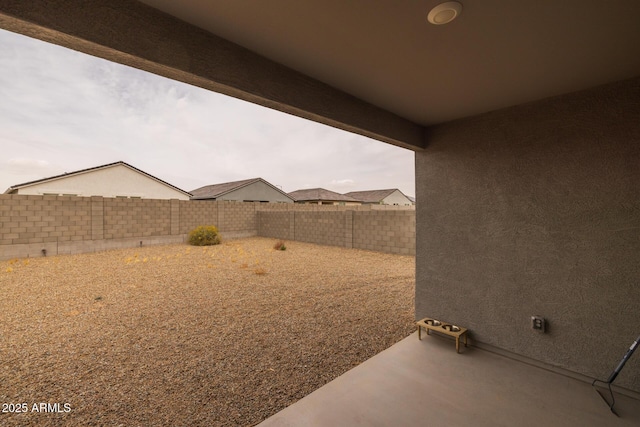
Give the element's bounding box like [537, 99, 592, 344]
[382, 190, 413, 206]
[415, 77, 640, 393]
[218, 181, 293, 203]
[11, 164, 190, 200]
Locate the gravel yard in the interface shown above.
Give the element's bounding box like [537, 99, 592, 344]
[0, 237, 415, 426]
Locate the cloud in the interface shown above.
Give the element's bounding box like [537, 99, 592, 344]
[0, 29, 416, 197]
[330, 179, 356, 189]
[0, 158, 64, 190]
[7, 158, 50, 168]
[4, 158, 61, 176]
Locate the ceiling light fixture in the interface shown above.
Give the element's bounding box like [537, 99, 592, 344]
[427, 1, 463, 25]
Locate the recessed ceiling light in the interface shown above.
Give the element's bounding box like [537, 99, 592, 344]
[427, 1, 463, 25]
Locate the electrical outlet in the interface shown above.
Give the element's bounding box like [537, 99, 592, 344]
[531, 315, 545, 332]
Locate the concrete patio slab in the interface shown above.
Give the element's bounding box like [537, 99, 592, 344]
[258, 332, 640, 427]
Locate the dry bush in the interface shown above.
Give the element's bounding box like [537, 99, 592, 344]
[273, 241, 287, 251]
[188, 225, 221, 246]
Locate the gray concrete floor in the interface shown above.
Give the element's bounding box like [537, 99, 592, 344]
[258, 332, 640, 427]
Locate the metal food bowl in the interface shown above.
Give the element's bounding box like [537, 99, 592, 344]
[442, 324, 461, 332]
[425, 319, 441, 326]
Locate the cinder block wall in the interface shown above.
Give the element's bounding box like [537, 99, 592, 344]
[353, 211, 415, 255]
[0, 195, 416, 259]
[294, 211, 346, 247]
[257, 209, 416, 255]
[0, 195, 91, 245]
[103, 197, 171, 239]
[218, 201, 258, 236]
[0, 196, 261, 259]
[179, 199, 218, 233]
[258, 211, 292, 239]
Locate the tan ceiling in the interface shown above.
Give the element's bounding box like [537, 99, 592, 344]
[137, 0, 640, 126]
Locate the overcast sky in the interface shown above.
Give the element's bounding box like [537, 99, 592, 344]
[0, 29, 415, 197]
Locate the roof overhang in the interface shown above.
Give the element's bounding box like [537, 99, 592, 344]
[0, 1, 639, 151]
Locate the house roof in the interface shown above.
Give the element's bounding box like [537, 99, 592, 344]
[288, 188, 359, 203]
[4, 161, 192, 196]
[190, 177, 292, 201]
[344, 189, 400, 203]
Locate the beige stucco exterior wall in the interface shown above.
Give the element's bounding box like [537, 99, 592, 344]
[218, 181, 292, 203]
[295, 201, 361, 206]
[415, 77, 640, 393]
[12, 164, 189, 200]
[381, 190, 413, 206]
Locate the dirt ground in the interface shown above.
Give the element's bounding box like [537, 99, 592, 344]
[0, 237, 415, 426]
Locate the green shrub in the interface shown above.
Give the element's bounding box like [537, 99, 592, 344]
[188, 225, 221, 246]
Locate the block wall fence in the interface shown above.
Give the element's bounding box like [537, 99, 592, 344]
[0, 194, 415, 260]
[257, 210, 416, 255]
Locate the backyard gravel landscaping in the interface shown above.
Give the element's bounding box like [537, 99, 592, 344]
[0, 237, 415, 426]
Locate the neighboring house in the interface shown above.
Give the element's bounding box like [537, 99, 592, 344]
[4, 161, 191, 200]
[190, 178, 294, 203]
[288, 188, 361, 205]
[345, 189, 414, 206]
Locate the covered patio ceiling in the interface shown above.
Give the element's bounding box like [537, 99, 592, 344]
[1, 1, 639, 150]
[137, 0, 640, 126]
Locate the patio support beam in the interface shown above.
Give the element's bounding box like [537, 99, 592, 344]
[0, 0, 425, 151]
